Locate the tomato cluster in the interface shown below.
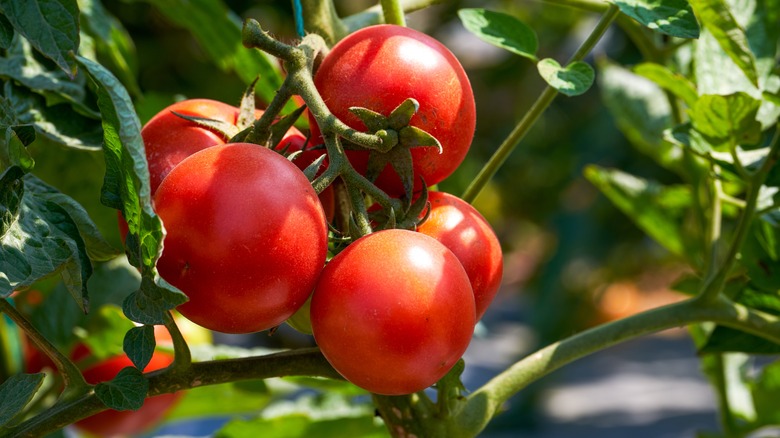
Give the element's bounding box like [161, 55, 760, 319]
[130, 24, 502, 396]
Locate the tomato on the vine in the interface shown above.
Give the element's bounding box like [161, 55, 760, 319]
[310, 229, 475, 395]
[417, 191, 503, 320]
[310, 24, 476, 197]
[154, 143, 328, 334]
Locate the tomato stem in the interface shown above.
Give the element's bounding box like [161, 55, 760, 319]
[344, 0, 444, 33]
[0, 299, 90, 394]
[163, 312, 191, 370]
[380, 0, 407, 26]
[461, 4, 621, 204]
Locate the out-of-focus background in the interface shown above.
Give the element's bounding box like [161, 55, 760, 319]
[37, 0, 726, 436]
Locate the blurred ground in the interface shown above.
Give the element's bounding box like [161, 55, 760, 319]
[466, 290, 720, 438]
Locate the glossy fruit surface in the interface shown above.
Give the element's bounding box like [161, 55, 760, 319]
[417, 191, 503, 320]
[154, 143, 328, 334]
[311, 229, 475, 395]
[310, 24, 476, 196]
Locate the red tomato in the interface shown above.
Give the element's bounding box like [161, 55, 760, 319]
[74, 349, 180, 437]
[310, 229, 475, 395]
[310, 24, 476, 197]
[154, 143, 328, 334]
[416, 192, 503, 320]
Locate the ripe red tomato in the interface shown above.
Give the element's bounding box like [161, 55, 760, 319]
[154, 143, 328, 334]
[74, 343, 180, 437]
[310, 229, 475, 395]
[310, 24, 476, 197]
[417, 192, 503, 320]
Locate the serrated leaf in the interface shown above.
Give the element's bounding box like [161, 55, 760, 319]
[0, 172, 102, 310]
[122, 275, 187, 325]
[0, 372, 44, 427]
[585, 166, 692, 257]
[689, 0, 759, 87]
[0, 0, 80, 77]
[78, 0, 141, 98]
[614, 0, 700, 38]
[599, 61, 683, 172]
[0, 37, 100, 119]
[537, 59, 594, 97]
[95, 366, 148, 411]
[688, 92, 762, 149]
[124, 325, 155, 370]
[458, 8, 538, 61]
[3, 82, 103, 151]
[634, 62, 699, 106]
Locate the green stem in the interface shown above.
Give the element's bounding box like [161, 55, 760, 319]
[381, 0, 407, 26]
[698, 126, 780, 302]
[163, 312, 191, 370]
[702, 164, 723, 282]
[299, 0, 347, 45]
[6, 348, 338, 437]
[711, 354, 739, 436]
[0, 299, 89, 395]
[462, 4, 620, 203]
[458, 296, 780, 436]
[344, 0, 444, 33]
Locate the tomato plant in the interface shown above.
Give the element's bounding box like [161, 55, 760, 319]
[153, 143, 328, 334]
[310, 229, 476, 395]
[309, 24, 476, 197]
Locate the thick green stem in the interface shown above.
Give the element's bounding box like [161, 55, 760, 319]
[0, 299, 89, 395]
[344, 0, 444, 32]
[6, 348, 337, 437]
[381, 0, 407, 26]
[459, 296, 780, 435]
[163, 312, 191, 370]
[299, 0, 347, 45]
[462, 4, 620, 203]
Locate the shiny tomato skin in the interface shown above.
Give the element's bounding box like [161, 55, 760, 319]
[310, 25, 476, 197]
[311, 229, 475, 395]
[154, 143, 328, 334]
[417, 192, 503, 320]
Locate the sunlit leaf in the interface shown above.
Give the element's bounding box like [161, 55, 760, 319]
[458, 8, 538, 61]
[537, 59, 594, 97]
[614, 0, 700, 38]
[0, 373, 44, 427]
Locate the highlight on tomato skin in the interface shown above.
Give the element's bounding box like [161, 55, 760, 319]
[309, 24, 476, 197]
[153, 143, 329, 334]
[310, 229, 476, 395]
[416, 191, 504, 320]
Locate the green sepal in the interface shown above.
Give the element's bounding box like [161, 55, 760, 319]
[170, 111, 238, 140]
[237, 77, 260, 131]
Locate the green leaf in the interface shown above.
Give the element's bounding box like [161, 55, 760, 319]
[95, 366, 148, 411]
[700, 326, 780, 354]
[751, 360, 780, 425]
[614, 0, 700, 38]
[689, 0, 759, 87]
[457, 8, 538, 61]
[123, 324, 155, 370]
[688, 92, 762, 149]
[0, 373, 44, 427]
[584, 166, 692, 257]
[598, 61, 683, 172]
[123, 276, 187, 326]
[700, 353, 757, 423]
[0, 172, 105, 310]
[78, 0, 141, 98]
[3, 82, 103, 150]
[0, 13, 12, 49]
[537, 59, 594, 97]
[3, 126, 36, 172]
[634, 62, 699, 106]
[133, 0, 290, 112]
[0, 0, 80, 77]
[741, 220, 780, 294]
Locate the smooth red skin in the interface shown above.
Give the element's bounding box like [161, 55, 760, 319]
[311, 229, 475, 395]
[75, 352, 180, 437]
[154, 143, 328, 334]
[310, 25, 476, 197]
[417, 192, 503, 320]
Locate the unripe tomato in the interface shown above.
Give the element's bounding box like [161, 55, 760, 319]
[154, 143, 328, 334]
[311, 229, 475, 395]
[417, 192, 503, 320]
[310, 25, 476, 197]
